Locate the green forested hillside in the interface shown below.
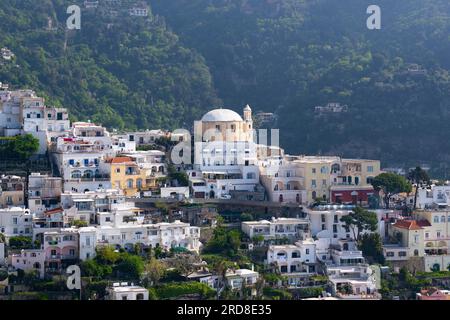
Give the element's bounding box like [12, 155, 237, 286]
[0, 0, 220, 130]
[152, 0, 450, 174]
[1, 0, 450, 174]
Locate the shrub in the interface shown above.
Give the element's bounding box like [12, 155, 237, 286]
[8, 236, 33, 249]
[153, 282, 215, 300]
[263, 287, 292, 300]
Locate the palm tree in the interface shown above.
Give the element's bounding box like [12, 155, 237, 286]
[407, 167, 430, 210]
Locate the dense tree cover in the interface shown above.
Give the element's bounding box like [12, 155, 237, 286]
[2, 1, 450, 172]
[152, 0, 450, 173]
[407, 166, 431, 209]
[371, 172, 412, 208]
[8, 236, 34, 249]
[203, 227, 242, 257]
[380, 267, 432, 300]
[0, 0, 220, 131]
[0, 135, 39, 160]
[80, 246, 144, 280]
[148, 281, 215, 300]
[340, 206, 378, 241]
[358, 233, 385, 264]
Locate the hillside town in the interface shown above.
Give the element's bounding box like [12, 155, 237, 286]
[0, 85, 449, 300]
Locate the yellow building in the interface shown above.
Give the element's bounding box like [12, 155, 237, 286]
[107, 157, 154, 196]
[194, 105, 253, 142]
[340, 159, 381, 186]
[292, 156, 341, 203]
[0, 175, 25, 208]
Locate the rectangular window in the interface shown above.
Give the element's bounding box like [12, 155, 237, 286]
[333, 225, 338, 233]
[311, 180, 316, 188]
[312, 168, 316, 174]
[367, 166, 374, 173]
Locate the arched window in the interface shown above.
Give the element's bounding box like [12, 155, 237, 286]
[83, 170, 94, 178]
[136, 293, 144, 300]
[71, 170, 82, 179]
[441, 216, 446, 223]
[312, 191, 317, 200]
[274, 185, 279, 191]
[127, 179, 133, 188]
[366, 176, 374, 184]
[136, 179, 143, 189]
[331, 164, 340, 173]
[414, 249, 419, 256]
[434, 216, 439, 223]
[354, 177, 359, 185]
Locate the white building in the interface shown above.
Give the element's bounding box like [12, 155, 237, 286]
[79, 220, 201, 260]
[112, 129, 168, 147]
[416, 185, 450, 209]
[306, 206, 387, 243]
[160, 187, 190, 199]
[225, 269, 259, 292]
[189, 106, 261, 199]
[322, 240, 379, 299]
[106, 283, 149, 300]
[0, 242, 4, 265]
[28, 173, 62, 216]
[0, 88, 69, 154]
[266, 238, 317, 287]
[241, 217, 310, 241]
[0, 207, 32, 241]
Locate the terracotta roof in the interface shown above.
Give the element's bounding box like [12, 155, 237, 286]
[45, 207, 63, 215]
[417, 220, 432, 227]
[108, 157, 134, 164]
[393, 220, 426, 230]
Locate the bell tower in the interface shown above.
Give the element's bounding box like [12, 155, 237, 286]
[243, 104, 252, 123]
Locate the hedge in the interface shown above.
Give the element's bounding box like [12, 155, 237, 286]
[151, 282, 215, 300]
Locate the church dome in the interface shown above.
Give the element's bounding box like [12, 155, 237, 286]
[201, 108, 243, 122]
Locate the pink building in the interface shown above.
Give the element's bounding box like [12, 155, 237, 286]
[416, 288, 450, 300]
[43, 228, 79, 273]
